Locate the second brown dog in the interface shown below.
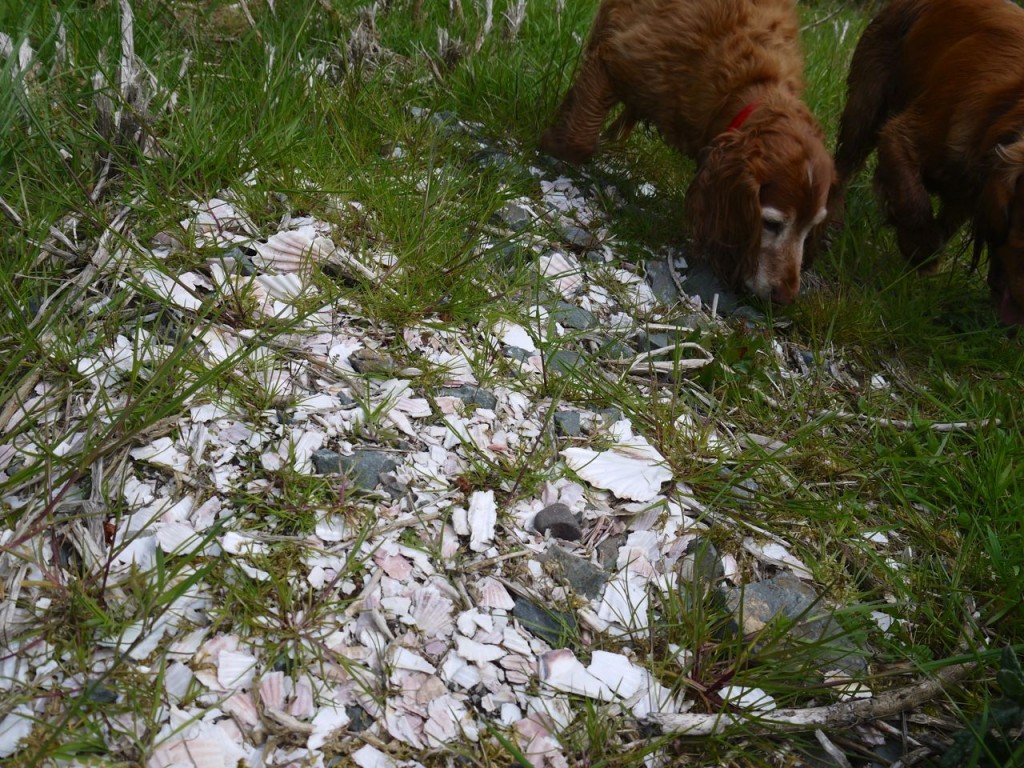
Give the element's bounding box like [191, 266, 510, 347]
[540, 0, 834, 305]
[834, 0, 1024, 325]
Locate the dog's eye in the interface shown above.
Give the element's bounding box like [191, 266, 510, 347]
[763, 218, 785, 236]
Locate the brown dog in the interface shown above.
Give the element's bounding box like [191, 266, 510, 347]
[834, 0, 1024, 325]
[540, 0, 833, 305]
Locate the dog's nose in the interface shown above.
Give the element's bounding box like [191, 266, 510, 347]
[770, 284, 797, 305]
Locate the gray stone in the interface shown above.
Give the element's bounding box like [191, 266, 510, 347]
[598, 407, 622, 425]
[551, 301, 597, 330]
[512, 597, 577, 648]
[597, 534, 626, 571]
[439, 385, 498, 411]
[312, 449, 343, 475]
[495, 201, 534, 231]
[553, 411, 581, 437]
[340, 450, 399, 491]
[345, 704, 374, 732]
[336, 391, 356, 408]
[722, 572, 868, 677]
[547, 350, 585, 375]
[679, 537, 724, 585]
[681, 263, 742, 314]
[503, 346, 532, 362]
[645, 256, 681, 306]
[349, 348, 396, 375]
[539, 545, 608, 599]
[533, 503, 582, 542]
[561, 225, 598, 250]
[594, 337, 634, 360]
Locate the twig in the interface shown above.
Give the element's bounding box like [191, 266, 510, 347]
[802, 9, 842, 32]
[816, 410, 1000, 433]
[648, 659, 977, 736]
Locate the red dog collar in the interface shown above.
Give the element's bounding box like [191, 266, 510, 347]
[727, 102, 759, 132]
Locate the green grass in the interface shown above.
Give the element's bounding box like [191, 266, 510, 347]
[1, 0, 1023, 766]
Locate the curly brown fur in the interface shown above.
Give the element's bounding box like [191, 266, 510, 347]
[540, 0, 834, 304]
[834, 0, 1024, 325]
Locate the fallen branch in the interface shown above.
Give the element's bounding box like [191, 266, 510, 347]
[816, 410, 1000, 433]
[648, 660, 977, 736]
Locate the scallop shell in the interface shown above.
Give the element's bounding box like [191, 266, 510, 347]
[410, 585, 455, 638]
[561, 447, 671, 502]
[217, 649, 258, 690]
[255, 272, 307, 301]
[258, 671, 287, 710]
[539, 649, 615, 701]
[474, 576, 515, 610]
[252, 227, 335, 272]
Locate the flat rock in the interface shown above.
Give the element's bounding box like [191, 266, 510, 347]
[439, 385, 498, 411]
[553, 412, 581, 437]
[539, 544, 607, 599]
[349, 348, 396, 375]
[340, 450, 399, 491]
[722, 572, 867, 678]
[312, 449, 343, 475]
[512, 597, 577, 648]
[547, 350, 586, 375]
[532, 503, 582, 541]
[552, 301, 597, 330]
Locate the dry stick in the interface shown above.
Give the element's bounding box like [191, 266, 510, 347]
[817, 410, 1000, 433]
[648, 660, 977, 736]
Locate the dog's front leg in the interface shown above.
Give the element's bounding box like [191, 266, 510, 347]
[875, 115, 944, 272]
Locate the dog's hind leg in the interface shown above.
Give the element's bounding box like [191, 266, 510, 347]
[540, 52, 617, 163]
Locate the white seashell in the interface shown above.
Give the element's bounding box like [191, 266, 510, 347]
[561, 447, 671, 502]
[539, 250, 584, 297]
[138, 268, 204, 310]
[221, 691, 259, 729]
[388, 646, 437, 674]
[256, 272, 307, 301]
[130, 437, 191, 472]
[539, 649, 615, 701]
[440, 653, 483, 689]
[164, 661, 194, 703]
[625, 673, 681, 719]
[258, 671, 287, 710]
[217, 649, 258, 690]
[597, 571, 649, 630]
[411, 585, 455, 638]
[149, 735, 244, 768]
[741, 538, 813, 580]
[352, 743, 399, 768]
[492, 320, 536, 351]
[474, 577, 515, 610]
[252, 226, 335, 272]
[290, 677, 315, 719]
[586, 651, 645, 699]
[308, 705, 352, 753]
[455, 635, 506, 664]
[0, 705, 34, 759]
[153, 522, 203, 555]
[718, 685, 776, 711]
[467, 490, 497, 553]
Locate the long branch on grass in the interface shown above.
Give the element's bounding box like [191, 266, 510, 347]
[648, 659, 977, 736]
[817, 410, 1000, 433]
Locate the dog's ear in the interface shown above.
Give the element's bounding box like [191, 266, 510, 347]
[685, 133, 762, 283]
[804, 165, 842, 268]
[979, 140, 1024, 250]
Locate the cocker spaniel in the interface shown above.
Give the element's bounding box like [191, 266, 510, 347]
[540, 0, 834, 305]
